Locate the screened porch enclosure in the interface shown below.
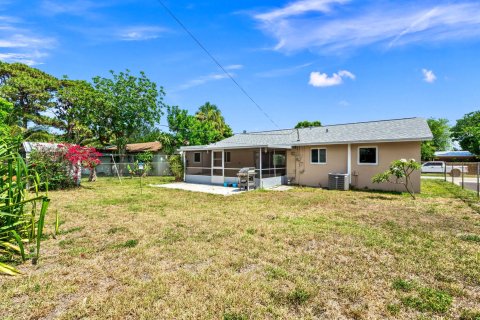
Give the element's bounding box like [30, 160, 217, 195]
[184, 148, 287, 187]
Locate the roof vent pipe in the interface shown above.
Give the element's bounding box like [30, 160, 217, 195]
[296, 128, 300, 141]
[326, 128, 329, 133]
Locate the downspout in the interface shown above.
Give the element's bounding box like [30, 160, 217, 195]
[347, 144, 352, 184]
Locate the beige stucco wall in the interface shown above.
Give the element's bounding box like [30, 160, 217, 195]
[286, 144, 348, 188]
[286, 141, 422, 193]
[350, 141, 421, 193]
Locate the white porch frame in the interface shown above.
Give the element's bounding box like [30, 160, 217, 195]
[211, 149, 224, 184]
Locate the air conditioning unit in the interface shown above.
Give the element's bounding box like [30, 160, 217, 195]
[328, 173, 350, 191]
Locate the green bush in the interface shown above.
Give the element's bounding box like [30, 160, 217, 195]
[29, 146, 76, 190]
[168, 154, 184, 181]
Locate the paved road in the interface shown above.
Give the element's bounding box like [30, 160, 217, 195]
[422, 175, 479, 192]
[463, 182, 479, 193]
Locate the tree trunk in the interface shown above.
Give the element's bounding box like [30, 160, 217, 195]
[89, 167, 97, 182]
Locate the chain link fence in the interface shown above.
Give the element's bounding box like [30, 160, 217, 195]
[81, 154, 172, 177]
[422, 161, 480, 198]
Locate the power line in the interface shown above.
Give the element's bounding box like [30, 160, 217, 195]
[155, 0, 280, 129]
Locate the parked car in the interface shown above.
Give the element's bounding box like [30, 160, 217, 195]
[421, 161, 468, 177]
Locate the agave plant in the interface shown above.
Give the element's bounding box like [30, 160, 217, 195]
[0, 140, 50, 275]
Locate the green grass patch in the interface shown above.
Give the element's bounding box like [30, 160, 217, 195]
[401, 287, 452, 313]
[287, 288, 311, 305]
[223, 312, 248, 320]
[265, 266, 288, 280]
[458, 234, 480, 243]
[114, 239, 139, 249]
[386, 303, 401, 316]
[392, 278, 415, 292]
[422, 180, 480, 213]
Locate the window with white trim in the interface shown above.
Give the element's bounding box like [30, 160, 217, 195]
[224, 151, 231, 163]
[193, 152, 201, 163]
[358, 147, 377, 164]
[311, 148, 327, 164]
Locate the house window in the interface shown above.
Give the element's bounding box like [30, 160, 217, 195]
[358, 147, 377, 165]
[193, 152, 201, 163]
[224, 151, 231, 163]
[311, 148, 327, 164]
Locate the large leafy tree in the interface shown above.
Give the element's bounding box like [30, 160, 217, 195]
[421, 118, 452, 160]
[0, 97, 13, 136]
[167, 103, 233, 147]
[54, 79, 101, 144]
[451, 111, 480, 156]
[295, 120, 322, 128]
[0, 62, 58, 129]
[91, 70, 165, 158]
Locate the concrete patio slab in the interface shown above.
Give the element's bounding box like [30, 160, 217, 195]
[149, 182, 244, 196]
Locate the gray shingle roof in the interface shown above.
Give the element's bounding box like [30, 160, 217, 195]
[180, 117, 433, 150]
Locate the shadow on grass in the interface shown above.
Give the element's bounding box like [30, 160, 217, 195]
[350, 188, 403, 199]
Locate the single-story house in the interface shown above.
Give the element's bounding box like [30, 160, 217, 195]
[179, 117, 433, 193]
[95, 141, 169, 176]
[434, 150, 477, 162]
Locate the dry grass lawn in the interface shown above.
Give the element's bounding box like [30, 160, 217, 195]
[1, 177, 480, 319]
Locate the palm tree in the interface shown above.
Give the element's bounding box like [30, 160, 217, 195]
[195, 102, 232, 138]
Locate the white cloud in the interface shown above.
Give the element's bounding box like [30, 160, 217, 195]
[253, 1, 480, 53]
[178, 72, 232, 90]
[0, 34, 56, 48]
[116, 26, 167, 41]
[255, 62, 313, 78]
[255, 0, 349, 22]
[225, 64, 243, 70]
[422, 68, 437, 83]
[40, 0, 109, 16]
[0, 52, 47, 65]
[338, 100, 350, 107]
[308, 70, 355, 87]
[0, 13, 56, 65]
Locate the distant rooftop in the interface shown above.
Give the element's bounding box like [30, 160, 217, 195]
[434, 150, 475, 157]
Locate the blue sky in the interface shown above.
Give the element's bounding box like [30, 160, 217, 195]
[1, 0, 480, 132]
